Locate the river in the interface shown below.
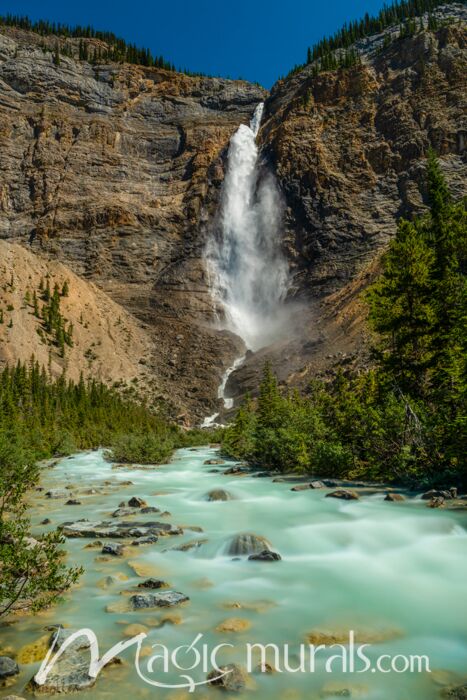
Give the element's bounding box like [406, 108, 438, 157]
[3, 447, 467, 699]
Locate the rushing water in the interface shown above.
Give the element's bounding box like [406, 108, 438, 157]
[206, 104, 289, 351]
[4, 448, 467, 699]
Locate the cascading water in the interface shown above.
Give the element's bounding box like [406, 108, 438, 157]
[206, 103, 289, 352]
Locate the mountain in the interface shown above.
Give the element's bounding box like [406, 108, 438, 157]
[0, 3, 466, 422]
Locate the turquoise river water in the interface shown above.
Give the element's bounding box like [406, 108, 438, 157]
[1, 447, 467, 699]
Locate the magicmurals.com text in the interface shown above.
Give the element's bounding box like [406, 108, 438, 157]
[35, 630, 431, 692]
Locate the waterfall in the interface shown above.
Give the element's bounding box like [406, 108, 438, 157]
[206, 103, 289, 351]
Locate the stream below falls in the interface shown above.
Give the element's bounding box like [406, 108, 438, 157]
[2, 447, 467, 699]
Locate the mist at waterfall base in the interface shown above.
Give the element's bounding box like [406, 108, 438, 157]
[207, 103, 290, 352]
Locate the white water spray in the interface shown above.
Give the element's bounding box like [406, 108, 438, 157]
[206, 103, 289, 351]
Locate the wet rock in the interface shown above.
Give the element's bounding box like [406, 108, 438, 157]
[291, 484, 311, 491]
[168, 538, 208, 552]
[326, 489, 360, 500]
[128, 497, 147, 508]
[0, 657, 19, 680]
[41, 518, 51, 525]
[129, 591, 189, 609]
[45, 489, 69, 499]
[421, 489, 452, 500]
[226, 533, 271, 556]
[215, 618, 251, 633]
[208, 469, 221, 473]
[224, 465, 249, 475]
[248, 550, 281, 562]
[27, 627, 119, 695]
[111, 507, 136, 518]
[131, 535, 158, 546]
[102, 542, 124, 556]
[204, 459, 225, 465]
[253, 472, 270, 478]
[206, 489, 232, 501]
[384, 493, 406, 501]
[65, 499, 81, 505]
[140, 506, 161, 514]
[137, 579, 169, 590]
[207, 663, 249, 692]
[61, 519, 182, 538]
[429, 496, 445, 508]
[311, 480, 325, 489]
[449, 487, 458, 499]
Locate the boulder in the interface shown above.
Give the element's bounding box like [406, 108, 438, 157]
[206, 489, 232, 501]
[311, 480, 325, 489]
[224, 465, 249, 475]
[129, 591, 189, 609]
[65, 499, 81, 505]
[226, 533, 271, 556]
[128, 497, 147, 508]
[428, 496, 445, 508]
[0, 657, 19, 680]
[248, 550, 281, 562]
[27, 629, 118, 695]
[137, 579, 169, 590]
[291, 484, 311, 491]
[207, 664, 248, 693]
[421, 489, 452, 500]
[326, 490, 360, 500]
[204, 459, 225, 465]
[41, 518, 51, 524]
[384, 493, 406, 501]
[102, 543, 124, 557]
[131, 535, 158, 546]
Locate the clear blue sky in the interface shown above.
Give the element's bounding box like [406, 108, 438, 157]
[1, 0, 388, 87]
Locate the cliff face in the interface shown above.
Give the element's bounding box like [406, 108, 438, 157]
[260, 11, 466, 298]
[226, 8, 467, 403]
[0, 9, 466, 421]
[0, 26, 264, 421]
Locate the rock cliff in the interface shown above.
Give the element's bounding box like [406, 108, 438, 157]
[0, 6, 465, 421]
[0, 25, 264, 421]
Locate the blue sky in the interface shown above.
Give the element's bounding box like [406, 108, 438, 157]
[1, 0, 388, 87]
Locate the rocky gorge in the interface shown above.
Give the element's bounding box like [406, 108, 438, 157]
[0, 4, 465, 424]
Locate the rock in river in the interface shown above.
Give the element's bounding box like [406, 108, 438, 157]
[226, 533, 271, 556]
[207, 664, 249, 693]
[137, 578, 169, 590]
[441, 684, 467, 699]
[326, 490, 360, 500]
[0, 657, 19, 680]
[248, 550, 282, 562]
[128, 497, 147, 508]
[206, 489, 232, 501]
[129, 591, 189, 609]
[385, 493, 406, 502]
[102, 543, 124, 557]
[60, 519, 182, 538]
[204, 459, 225, 465]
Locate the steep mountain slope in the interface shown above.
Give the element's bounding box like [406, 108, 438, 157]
[229, 4, 467, 401]
[0, 240, 154, 394]
[0, 26, 261, 420]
